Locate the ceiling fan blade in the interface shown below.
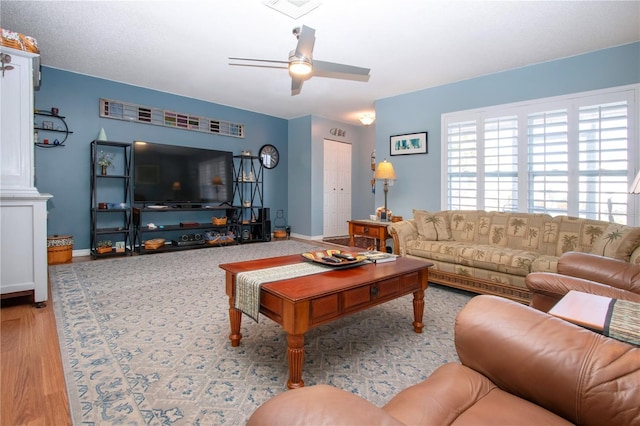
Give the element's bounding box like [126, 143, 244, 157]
[229, 63, 288, 70]
[291, 75, 304, 96]
[229, 57, 288, 65]
[294, 25, 315, 59]
[313, 60, 370, 82]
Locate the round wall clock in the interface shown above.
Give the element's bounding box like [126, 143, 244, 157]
[259, 144, 280, 169]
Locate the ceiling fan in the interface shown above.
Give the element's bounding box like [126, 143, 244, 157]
[229, 25, 370, 96]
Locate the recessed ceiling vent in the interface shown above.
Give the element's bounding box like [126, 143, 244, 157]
[263, 0, 321, 19]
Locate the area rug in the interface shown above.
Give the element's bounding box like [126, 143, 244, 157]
[49, 240, 473, 425]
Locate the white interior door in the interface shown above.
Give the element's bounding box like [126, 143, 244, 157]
[323, 140, 351, 237]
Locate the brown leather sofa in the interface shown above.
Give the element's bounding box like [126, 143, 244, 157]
[247, 295, 640, 426]
[526, 251, 640, 312]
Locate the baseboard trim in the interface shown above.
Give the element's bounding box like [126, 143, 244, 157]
[73, 249, 91, 257]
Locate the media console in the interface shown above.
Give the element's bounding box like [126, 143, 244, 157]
[133, 205, 240, 254]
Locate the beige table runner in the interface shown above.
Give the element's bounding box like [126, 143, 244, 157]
[235, 262, 330, 322]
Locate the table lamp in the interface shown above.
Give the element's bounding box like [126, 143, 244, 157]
[374, 159, 396, 221]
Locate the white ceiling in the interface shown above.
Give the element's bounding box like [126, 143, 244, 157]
[3, 0, 639, 125]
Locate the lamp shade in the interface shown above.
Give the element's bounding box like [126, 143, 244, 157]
[374, 160, 396, 180]
[630, 170, 640, 194]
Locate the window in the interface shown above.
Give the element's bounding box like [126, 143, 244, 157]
[443, 85, 638, 225]
[527, 109, 569, 216]
[485, 116, 518, 212]
[447, 120, 478, 210]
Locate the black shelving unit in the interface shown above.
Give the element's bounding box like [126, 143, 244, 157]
[133, 206, 239, 254]
[34, 109, 73, 147]
[90, 140, 133, 258]
[233, 154, 270, 242]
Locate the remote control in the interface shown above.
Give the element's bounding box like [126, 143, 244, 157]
[322, 256, 342, 263]
[333, 253, 355, 261]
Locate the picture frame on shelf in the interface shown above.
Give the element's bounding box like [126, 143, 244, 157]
[390, 131, 428, 156]
[115, 241, 126, 253]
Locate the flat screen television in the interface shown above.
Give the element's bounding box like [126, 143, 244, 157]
[133, 141, 233, 206]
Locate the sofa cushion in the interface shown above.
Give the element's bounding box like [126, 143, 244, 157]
[458, 244, 538, 276]
[591, 223, 640, 261]
[406, 239, 461, 263]
[547, 216, 609, 257]
[449, 210, 493, 244]
[407, 239, 537, 277]
[487, 212, 511, 247]
[531, 255, 560, 273]
[413, 209, 452, 241]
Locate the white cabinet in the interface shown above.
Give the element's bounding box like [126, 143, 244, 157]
[1, 46, 51, 306]
[1, 47, 38, 194]
[323, 139, 352, 237]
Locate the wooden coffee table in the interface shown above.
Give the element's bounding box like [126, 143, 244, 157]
[219, 254, 432, 389]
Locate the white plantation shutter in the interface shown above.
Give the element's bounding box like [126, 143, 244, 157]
[447, 120, 478, 210]
[527, 109, 569, 215]
[578, 101, 629, 223]
[442, 85, 638, 225]
[484, 116, 518, 212]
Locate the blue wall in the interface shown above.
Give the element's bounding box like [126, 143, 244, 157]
[286, 116, 375, 238]
[35, 68, 288, 250]
[36, 42, 640, 249]
[35, 67, 375, 249]
[374, 42, 640, 220]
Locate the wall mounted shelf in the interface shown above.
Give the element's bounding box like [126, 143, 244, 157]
[34, 109, 73, 147]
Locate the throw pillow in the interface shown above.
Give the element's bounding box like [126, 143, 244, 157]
[591, 224, 640, 261]
[413, 209, 452, 241]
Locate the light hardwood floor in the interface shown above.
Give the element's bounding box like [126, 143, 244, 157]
[1, 275, 73, 425]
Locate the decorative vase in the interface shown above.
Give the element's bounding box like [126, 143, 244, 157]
[101, 165, 107, 175]
[97, 128, 108, 141]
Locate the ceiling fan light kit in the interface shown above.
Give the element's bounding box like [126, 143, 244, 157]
[229, 25, 370, 96]
[288, 56, 312, 76]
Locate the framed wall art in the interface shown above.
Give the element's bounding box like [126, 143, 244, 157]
[390, 131, 428, 156]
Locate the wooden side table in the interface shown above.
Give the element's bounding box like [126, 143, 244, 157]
[348, 219, 390, 252]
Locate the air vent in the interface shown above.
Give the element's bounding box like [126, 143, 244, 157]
[263, 0, 320, 19]
[99, 98, 244, 138]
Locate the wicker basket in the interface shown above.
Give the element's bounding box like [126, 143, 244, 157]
[273, 229, 287, 239]
[212, 216, 227, 225]
[47, 235, 73, 264]
[1, 29, 40, 53]
[144, 238, 166, 250]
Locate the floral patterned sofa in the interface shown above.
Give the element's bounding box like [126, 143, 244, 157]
[388, 209, 640, 303]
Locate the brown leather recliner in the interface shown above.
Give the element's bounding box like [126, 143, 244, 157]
[526, 251, 640, 312]
[247, 295, 640, 426]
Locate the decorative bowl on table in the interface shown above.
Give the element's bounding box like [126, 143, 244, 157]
[301, 249, 367, 267]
